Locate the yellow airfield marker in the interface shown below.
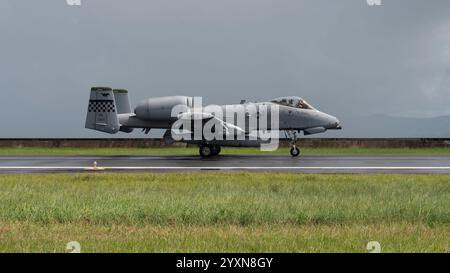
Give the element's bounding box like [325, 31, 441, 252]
[86, 161, 105, 171]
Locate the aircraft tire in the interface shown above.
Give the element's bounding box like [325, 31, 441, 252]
[290, 146, 300, 157]
[211, 145, 221, 156]
[199, 145, 213, 157]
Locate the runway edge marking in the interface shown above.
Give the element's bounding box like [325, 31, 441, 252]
[1, 166, 450, 171]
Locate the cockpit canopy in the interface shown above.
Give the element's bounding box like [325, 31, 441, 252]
[270, 96, 315, 110]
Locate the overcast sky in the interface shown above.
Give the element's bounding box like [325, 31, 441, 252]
[1, 0, 449, 137]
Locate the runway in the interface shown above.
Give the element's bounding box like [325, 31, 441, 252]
[0, 154, 449, 174]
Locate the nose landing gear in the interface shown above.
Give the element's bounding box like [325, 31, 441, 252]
[285, 130, 301, 157]
[199, 144, 222, 157]
[290, 145, 300, 157]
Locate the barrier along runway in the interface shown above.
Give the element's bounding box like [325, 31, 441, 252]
[0, 154, 450, 174]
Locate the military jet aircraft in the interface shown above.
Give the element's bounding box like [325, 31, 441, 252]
[85, 87, 341, 157]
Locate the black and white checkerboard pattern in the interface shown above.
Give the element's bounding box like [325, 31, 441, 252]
[88, 100, 116, 113]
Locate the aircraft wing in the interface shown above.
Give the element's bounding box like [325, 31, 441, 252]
[176, 111, 246, 136]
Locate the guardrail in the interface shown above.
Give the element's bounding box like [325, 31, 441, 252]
[0, 139, 449, 149]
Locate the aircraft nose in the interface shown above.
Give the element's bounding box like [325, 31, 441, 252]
[330, 116, 342, 130]
[319, 112, 342, 130]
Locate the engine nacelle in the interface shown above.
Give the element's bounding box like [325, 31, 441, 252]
[134, 96, 193, 121]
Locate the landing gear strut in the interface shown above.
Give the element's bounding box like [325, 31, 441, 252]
[285, 130, 301, 157]
[199, 144, 221, 157]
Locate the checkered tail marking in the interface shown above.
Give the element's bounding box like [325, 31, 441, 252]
[88, 100, 116, 113]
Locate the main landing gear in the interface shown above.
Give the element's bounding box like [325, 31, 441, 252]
[199, 144, 222, 157]
[286, 130, 301, 157]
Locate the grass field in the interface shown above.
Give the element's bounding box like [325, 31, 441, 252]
[0, 173, 448, 253]
[0, 147, 449, 155]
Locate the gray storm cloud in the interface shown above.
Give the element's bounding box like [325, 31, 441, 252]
[0, 0, 449, 137]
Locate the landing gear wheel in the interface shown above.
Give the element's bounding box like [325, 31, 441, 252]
[211, 145, 221, 156]
[199, 145, 213, 157]
[290, 146, 300, 157]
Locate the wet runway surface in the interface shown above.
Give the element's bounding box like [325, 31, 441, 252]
[0, 154, 449, 174]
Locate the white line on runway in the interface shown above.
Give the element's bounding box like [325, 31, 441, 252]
[1, 166, 450, 171]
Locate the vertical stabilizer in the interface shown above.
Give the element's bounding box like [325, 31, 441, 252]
[113, 89, 132, 114]
[85, 87, 120, 134]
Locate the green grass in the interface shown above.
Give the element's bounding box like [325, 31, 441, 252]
[0, 147, 449, 155]
[0, 173, 448, 252]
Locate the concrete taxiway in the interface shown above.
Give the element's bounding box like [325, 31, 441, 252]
[0, 154, 449, 174]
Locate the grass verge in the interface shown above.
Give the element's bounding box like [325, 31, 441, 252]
[0, 173, 448, 252]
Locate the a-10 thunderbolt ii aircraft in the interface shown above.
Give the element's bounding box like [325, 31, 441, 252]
[85, 87, 341, 157]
